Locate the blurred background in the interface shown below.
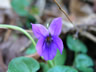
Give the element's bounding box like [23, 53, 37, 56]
[0, 0, 96, 72]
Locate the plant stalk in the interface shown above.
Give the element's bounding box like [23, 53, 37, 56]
[0, 24, 36, 46]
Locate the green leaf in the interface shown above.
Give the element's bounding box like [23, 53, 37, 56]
[53, 49, 66, 65]
[25, 43, 36, 55]
[47, 66, 78, 72]
[67, 35, 87, 53]
[75, 54, 94, 72]
[0, 24, 36, 46]
[78, 67, 94, 72]
[40, 62, 49, 72]
[11, 0, 32, 16]
[8, 57, 40, 72]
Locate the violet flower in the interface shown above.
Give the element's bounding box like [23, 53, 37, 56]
[32, 17, 63, 60]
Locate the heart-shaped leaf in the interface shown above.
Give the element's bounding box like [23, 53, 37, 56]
[8, 57, 40, 72]
[77, 67, 94, 72]
[47, 66, 78, 72]
[67, 35, 87, 53]
[75, 54, 94, 72]
[11, 0, 32, 16]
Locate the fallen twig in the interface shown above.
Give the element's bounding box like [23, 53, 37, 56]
[79, 31, 96, 43]
[53, 0, 73, 24]
[4, 19, 15, 41]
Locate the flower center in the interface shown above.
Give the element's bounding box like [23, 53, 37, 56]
[45, 35, 53, 44]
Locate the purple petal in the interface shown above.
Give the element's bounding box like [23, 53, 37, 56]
[53, 36, 63, 54]
[49, 17, 62, 36]
[32, 24, 49, 39]
[36, 37, 45, 55]
[42, 42, 57, 60]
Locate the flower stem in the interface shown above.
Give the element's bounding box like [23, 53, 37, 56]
[0, 24, 36, 46]
[47, 60, 55, 68]
[41, 57, 55, 68]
